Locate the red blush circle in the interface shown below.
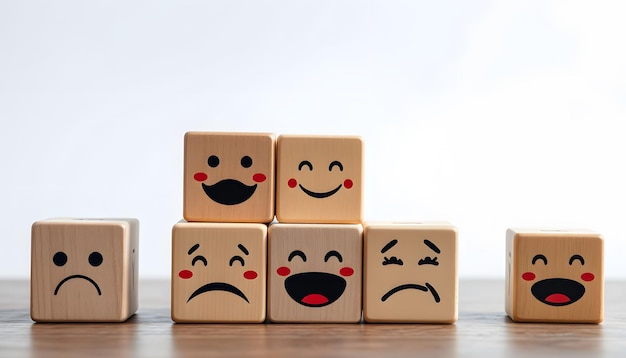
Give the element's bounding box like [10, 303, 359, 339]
[288, 179, 297, 188]
[253, 173, 266, 183]
[340, 267, 354, 277]
[194, 172, 208, 182]
[521, 272, 535, 281]
[344, 179, 353, 189]
[179, 270, 193, 279]
[244, 270, 258, 280]
[277, 266, 291, 276]
[581, 272, 595, 282]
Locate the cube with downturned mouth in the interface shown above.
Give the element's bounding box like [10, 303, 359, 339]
[171, 221, 267, 323]
[363, 222, 458, 323]
[30, 218, 139, 322]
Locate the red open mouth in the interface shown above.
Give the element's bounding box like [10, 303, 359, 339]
[301, 294, 329, 306]
[545, 293, 571, 304]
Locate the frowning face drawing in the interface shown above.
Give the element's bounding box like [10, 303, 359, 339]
[171, 222, 267, 323]
[30, 219, 138, 322]
[364, 224, 458, 323]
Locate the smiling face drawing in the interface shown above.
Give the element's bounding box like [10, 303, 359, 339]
[183, 132, 275, 222]
[506, 230, 604, 323]
[171, 222, 267, 323]
[523, 254, 592, 306]
[288, 160, 354, 199]
[276, 135, 363, 223]
[196, 154, 266, 205]
[268, 223, 363, 323]
[363, 223, 458, 323]
[276, 249, 354, 307]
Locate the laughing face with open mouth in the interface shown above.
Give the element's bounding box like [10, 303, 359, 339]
[507, 230, 604, 323]
[268, 223, 363, 323]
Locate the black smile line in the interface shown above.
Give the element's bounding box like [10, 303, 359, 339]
[381, 282, 440, 303]
[54, 275, 102, 296]
[187, 282, 249, 303]
[299, 184, 342, 198]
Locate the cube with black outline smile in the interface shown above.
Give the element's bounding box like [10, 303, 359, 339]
[183, 132, 275, 223]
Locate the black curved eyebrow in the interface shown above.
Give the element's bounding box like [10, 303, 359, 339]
[328, 161, 343, 171]
[298, 160, 313, 171]
[238, 244, 249, 256]
[381, 239, 398, 254]
[532, 254, 548, 265]
[569, 254, 585, 265]
[424, 240, 440, 254]
[188, 244, 200, 255]
[229, 255, 245, 266]
[192, 255, 207, 266]
[324, 250, 343, 262]
[288, 250, 307, 262]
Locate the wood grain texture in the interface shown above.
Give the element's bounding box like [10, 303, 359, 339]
[506, 228, 603, 323]
[171, 222, 267, 323]
[183, 132, 275, 223]
[30, 218, 139, 322]
[276, 135, 363, 223]
[2, 280, 626, 357]
[267, 223, 363, 322]
[364, 222, 458, 323]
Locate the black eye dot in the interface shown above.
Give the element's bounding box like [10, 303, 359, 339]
[241, 155, 252, 168]
[53, 252, 67, 267]
[89, 252, 103, 267]
[208, 155, 220, 167]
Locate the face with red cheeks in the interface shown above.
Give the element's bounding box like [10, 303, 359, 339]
[276, 249, 355, 307]
[171, 222, 267, 323]
[194, 154, 267, 205]
[517, 235, 602, 308]
[183, 132, 275, 223]
[276, 135, 363, 223]
[286, 160, 354, 199]
[268, 223, 363, 321]
[178, 242, 258, 303]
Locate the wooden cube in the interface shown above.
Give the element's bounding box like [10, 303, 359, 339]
[31, 218, 139, 322]
[276, 135, 363, 224]
[363, 222, 458, 323]
[171, 221, 267, 323]
[506, 228, 604, 323]
[267, 223, 363, 323]
[184, 132, 275, 223]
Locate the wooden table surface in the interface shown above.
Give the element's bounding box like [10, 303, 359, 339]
[1, 280, 625, 357]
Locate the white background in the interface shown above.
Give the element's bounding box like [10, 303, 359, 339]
[1, 1, 625, 279]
